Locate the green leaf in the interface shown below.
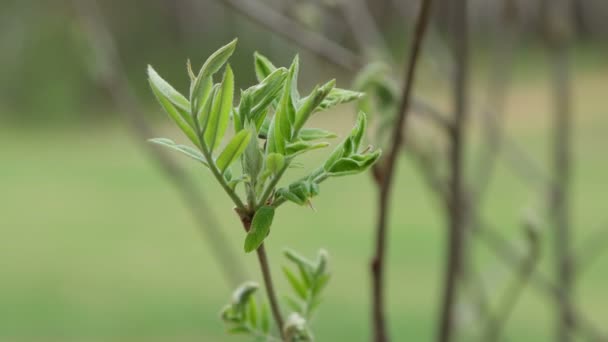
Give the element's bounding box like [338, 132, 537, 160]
[323, 112, 369, 170]
[191, 38, 237, 113]
[317, 88, 364, 112]
[253, 51, 278, 82]
[226, 326, 249, 334]
[351, 111, 368, 150]
[283, 266, 308, 300]
[244, 206, 275, 253]
[286, 141, 330, 158]
[216, 130, 252, 174]
[289, 55, 301, 104]
[242, 68, 288, 123]
[284, 296, 303, 313]
[293, 79, 335, 135]
[311, 274, 331, 297]
[265, 153, 285, 175]
[232, 281, 259, 308]
[148, 76, 199, 145]
[326, 150, 382, 176]
[204, 64, 234, 152]
[259, 302, 270, 333]
[268, 60, 296, 154]
[147, 65, 191, 116]
[298, 128, 337, 141]
[246, 295, 258, 327]
[242, 125, 263, 182]
[197, 84, 220, 135]
[148, 138, 208, 167]
[284, 249, 316, 272]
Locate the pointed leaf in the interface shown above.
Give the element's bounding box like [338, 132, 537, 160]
[204, 64, 234, 152]
[198, 84, 219, 135]
[148, 77, 199, 145]
[254, 51, 278, 82]
[260, 302, 270, 333]
[317, 88, 364, 112]
[246, 295, 258, 327]
[283, 266, 308, 300]
[148, 138, 208, 167]
[293, 79, 335, 134]
[191, 38, 237, 113]
[244, 206, 275, 253]
[147, 65, 191, 115]
[286, 141, 330, 158]
[298, 128, 337, 141]
[216, 130, 252, 173]
[266, 153, 285, 175]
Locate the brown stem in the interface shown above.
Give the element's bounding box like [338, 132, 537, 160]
[437, 0, 468, 340]
[370, 1, 434, 341]
[257, 244, 285, 339]
[240, 216, 285, 340]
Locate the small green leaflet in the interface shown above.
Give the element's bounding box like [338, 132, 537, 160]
[298, 128, 337, 141]
[216, 130, 252, 174]
[316, 88, 364, 112]
[147, 65, 191, 115]
[244, 206, 275, 252]
[191, 38, 237, 114]
[148, 138, 208, 167]
[204, 64, 234, 152]
[265, 153, 285, 175]
[253, 51, 277, 82]
[148, 77, 199, 146]
[293, 79, 335, 135]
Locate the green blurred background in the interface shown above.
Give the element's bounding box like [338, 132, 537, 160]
[1, 0, 607, 341]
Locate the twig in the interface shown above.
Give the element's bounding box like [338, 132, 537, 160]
[370, 1, 434, 341]
[407, 149, 606, 341]
[239, 215, 285, 339]
[437, 0, 469, 340]
[544, 1, 575, 340]
[482, 223, 541, 341]
[338, 0, 395, 65]
[470, 0, 518, 205]
[72, 0, 247, 286]
[216, 0, 362, 70]
[257, 244, 285, 339]
[473, 216, 606, 341]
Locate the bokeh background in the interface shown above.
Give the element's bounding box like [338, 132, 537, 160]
[1, 0, 607, 341]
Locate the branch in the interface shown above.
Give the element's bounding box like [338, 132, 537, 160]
[216, 0, 362, 70]
[473, 216, 606, 342]
[370, 1, 434, 341]
[72, 0, 247, 286]
[239, 216, 285, 340]
[437, 0, 469, 340]
[482, 222, 541, 341]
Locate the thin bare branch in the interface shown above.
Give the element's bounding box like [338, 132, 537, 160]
[544, 1, 575, 340]
[482, 222, 541, 341]
[73, 0, 247, 286]
[437, 0, 469, 340]
[216, 0, 362, 70]
[369, 1, 434, 341]
[338, 0, 395, 65]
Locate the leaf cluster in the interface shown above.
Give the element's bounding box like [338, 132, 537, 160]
[221, 249, 330, 341]
[148, 39, 381, 252]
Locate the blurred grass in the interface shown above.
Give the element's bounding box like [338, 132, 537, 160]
[1, 59, 607, 341]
